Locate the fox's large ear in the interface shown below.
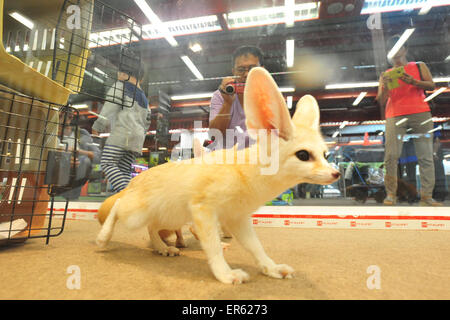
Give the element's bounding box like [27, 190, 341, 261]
[292, 95, 320, 131]
[244, 67, 294, 141]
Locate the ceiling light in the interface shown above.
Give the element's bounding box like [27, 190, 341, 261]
[339, 121, 348, 129]
[134, 0, 178, 47]
[85, 70, 105, 83]
[418, 4, 433, 15]
[361, 0, 450, 15]
[190, 43, 202, 53]
[395, 118, 408, 126]
[332, 131, 339, 138]
[9, 12, 34, 29]
[434, 77, 450, 83]
[387, 28, 415, 60]
[325, 82, 379, 89]
[72, 104, 89, 109]
[428, 125, 443, 134]
[279, 87, 295, 93]
[171, 93, 214, 100]
[286, 39, 295, 68]
[285, 0, 295, 27]
[225, 2, 319, 29]
[94, 67, 106, 76]
[352, 92, 368, 106]
[286, 96, 293, 109]
[424, 87, 446, 102]
[181, 55, 204, 80]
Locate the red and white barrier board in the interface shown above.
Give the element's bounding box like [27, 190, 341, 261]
[49, 202, 450, 231]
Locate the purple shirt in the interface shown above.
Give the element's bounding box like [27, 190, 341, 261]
[209, 90, 252, 149]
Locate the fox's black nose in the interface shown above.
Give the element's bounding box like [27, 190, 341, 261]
[332, 172, 341, 179]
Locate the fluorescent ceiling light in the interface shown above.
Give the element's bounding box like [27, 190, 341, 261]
[286, 39, 295, 68]
[339, 121, 348, 130]
[280, 87, 295, 93]
[325, 82, 379, 90]
[94, 67, 106, 76]
[225, 2, 319, 29]
[134, 0, 178, 47]
[361, 0, 450, 15]
[190, 43, 202, 53]
[285, 0, 295, 27]
[418, 4, 433, 15]
[85, 70, 104, 84]
[286, 96, 293, 109]
[171, 87, 295, 101]
[171, 92, 214, 100]
[332, 131, 339, 138]
[72, 104, 89, 109]
[428, 125, 443, 134]
[352, 92, 368, 106]
[424, 87, 446, 102]
[181, 55, 204, 80]
[9, 12, 34, 29]
[387, 28, 415, 60]
[395, 118, 408, 126]
[445, 55, 450, 61]
[434, 77, 450, 83]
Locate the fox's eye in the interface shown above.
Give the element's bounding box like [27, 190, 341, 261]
[296, 150, 310, 161]
[324, 152, 330, 160]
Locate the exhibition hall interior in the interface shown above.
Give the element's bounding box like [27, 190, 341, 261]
[0, 0, 449, 242]
[2, 0, 450, 301]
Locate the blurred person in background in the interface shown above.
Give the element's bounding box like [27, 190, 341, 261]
[376, 35, 440, 206]
[92, 62, 151, 193]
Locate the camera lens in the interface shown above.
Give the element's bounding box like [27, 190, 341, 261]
[225, 84, 235, 94]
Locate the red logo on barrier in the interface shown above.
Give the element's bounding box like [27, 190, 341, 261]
[284, 220, 290, 226]
[350, 221, 356, 227]
[317, 221, 323, 226]
[253, 219, 258, 225]
[421, 222, 428, 228]
[386, 222, 391, 228]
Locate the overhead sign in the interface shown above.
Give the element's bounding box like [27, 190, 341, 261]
[361, 0, 450, 14]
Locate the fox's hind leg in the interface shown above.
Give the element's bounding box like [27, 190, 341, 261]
[148, 226, 180, 257]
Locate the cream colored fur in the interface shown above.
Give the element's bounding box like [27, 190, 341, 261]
[96, 67, 340, 284]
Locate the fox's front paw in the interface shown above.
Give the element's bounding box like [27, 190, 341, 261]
[262, 264, 294, 279]
[216, 269, 250, 284]
[157, 246, 180, 257]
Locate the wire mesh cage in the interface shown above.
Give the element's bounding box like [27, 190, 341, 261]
[5, 0, 144, 108]
[1, 0, 145, 244]
[52, 0, 144, 108]
[0, 86, 79, 245]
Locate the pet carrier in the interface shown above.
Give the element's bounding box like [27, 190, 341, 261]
[1, 0, 143, 245]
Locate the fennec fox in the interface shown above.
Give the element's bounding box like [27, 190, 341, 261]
[96, 67, 340, 284]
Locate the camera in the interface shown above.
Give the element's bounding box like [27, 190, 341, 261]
[224, 82, 245, 95]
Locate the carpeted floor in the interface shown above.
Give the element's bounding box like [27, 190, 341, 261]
[0, 219, 449, 300]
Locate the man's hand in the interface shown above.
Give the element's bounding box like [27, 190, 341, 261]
[219, 77, 236, 104]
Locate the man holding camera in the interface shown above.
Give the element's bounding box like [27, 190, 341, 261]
[209, 46, 264, 149]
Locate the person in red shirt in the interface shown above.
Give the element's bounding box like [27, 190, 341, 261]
[376, 35, 441, 206]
